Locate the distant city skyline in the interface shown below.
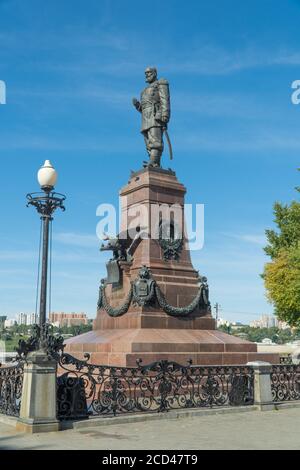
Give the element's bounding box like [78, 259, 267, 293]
[217, 313, 290, 330]
[49, 311, 89, 328]
[1, 310, 91, 324]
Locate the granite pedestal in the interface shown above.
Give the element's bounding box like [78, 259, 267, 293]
[66, 168, 279, 366]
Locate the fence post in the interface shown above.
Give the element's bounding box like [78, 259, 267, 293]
[16, 350, 59, 433]
[247, 361, 274, 411]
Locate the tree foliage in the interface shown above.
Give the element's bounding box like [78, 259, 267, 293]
[264, 244, 300, 327]
[263, 169, 300, 326]
[264, 201, 300, 259]
[218, 325, 299, 344]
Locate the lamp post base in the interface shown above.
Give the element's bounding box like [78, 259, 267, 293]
[17, 350, 59, 433]
[16, 418, 60, 434]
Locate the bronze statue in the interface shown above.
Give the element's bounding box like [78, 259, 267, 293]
[133, 67, 172, 168]
[100, 234, 128, 261]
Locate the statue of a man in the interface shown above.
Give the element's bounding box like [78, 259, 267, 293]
[133, 67, 171, 168]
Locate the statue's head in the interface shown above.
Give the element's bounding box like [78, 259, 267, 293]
[139, 265, 151, 279]
[145, 67, 157, 84]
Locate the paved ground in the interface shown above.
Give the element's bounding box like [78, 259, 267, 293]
[0, 407, 300, 450]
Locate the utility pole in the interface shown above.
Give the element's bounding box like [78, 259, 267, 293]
[214, 303, 221, 322]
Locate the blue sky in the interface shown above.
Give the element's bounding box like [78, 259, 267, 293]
[0, 0, 299, 323]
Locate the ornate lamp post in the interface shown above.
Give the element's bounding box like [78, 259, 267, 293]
[26, 160, 66, 347]
[15, 162, 66, 432]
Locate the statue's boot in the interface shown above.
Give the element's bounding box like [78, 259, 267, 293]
[149, 150, 161, 168]
[143, 160, 160, 169]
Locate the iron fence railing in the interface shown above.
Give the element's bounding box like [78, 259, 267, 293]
[56, 353, 254, 421]
[0, 363, 24, 417]
[279, 355, 293, 365]
[271, 364, 300, 403]
[3, 348, 299, 422]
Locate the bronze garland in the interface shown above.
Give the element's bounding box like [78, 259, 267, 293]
[99, 283, 133, 317]
[155, 283, 203, 316]
[98, 266, 210, 318]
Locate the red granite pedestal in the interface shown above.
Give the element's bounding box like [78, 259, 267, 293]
[65, 167, 279, 366]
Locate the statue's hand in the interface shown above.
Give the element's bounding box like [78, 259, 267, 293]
[132, 97, 141, 111]
[161, 115, 169, 124]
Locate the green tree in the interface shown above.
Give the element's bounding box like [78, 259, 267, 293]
[264, 244, 300, 327]
[218, 324, 232, 334]
[263, 169, 300, 326]
[264, 201, 300, 259]
[222, 326, 298, 344]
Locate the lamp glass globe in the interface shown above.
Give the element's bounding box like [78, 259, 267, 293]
[37, 160, 57, 189]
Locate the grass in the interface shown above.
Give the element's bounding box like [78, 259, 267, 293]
[2, 336, 29, 352]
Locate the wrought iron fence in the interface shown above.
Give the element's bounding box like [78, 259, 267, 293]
[56, 353, 254, 421]
[279, 355, 293, 365]
[0, 363, 24, 417]
[271, 364, 300, 403]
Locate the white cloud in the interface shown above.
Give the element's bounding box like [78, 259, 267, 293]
[173, 129, 300, 153]
[173, 91, 265, 119]
[13, 86, 131, 106]
[0, 133, 138, 152]
[222, 232, 266, 246]
[0, 250, 35, 260]
[53, 232, 99, 248]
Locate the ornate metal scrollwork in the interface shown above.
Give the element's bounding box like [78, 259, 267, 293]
[0, 363, 24, 417]
[55, 354, 254, 420]
[271, 364, 300, 402]
[15, 324, 65, 361]
[26, 191, 66, 217]
[280, 355, 293, 365]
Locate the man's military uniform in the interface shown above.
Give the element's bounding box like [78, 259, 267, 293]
[139, 78, 170, 167]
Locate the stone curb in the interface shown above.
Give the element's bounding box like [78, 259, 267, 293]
[61, 405, 259, 431]
[2, 402, 300, 432]
[274, 402, 300, 410]
[0, 415, 18, 427]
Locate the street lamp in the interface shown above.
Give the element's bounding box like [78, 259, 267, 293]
[27, 161, 66, 337]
